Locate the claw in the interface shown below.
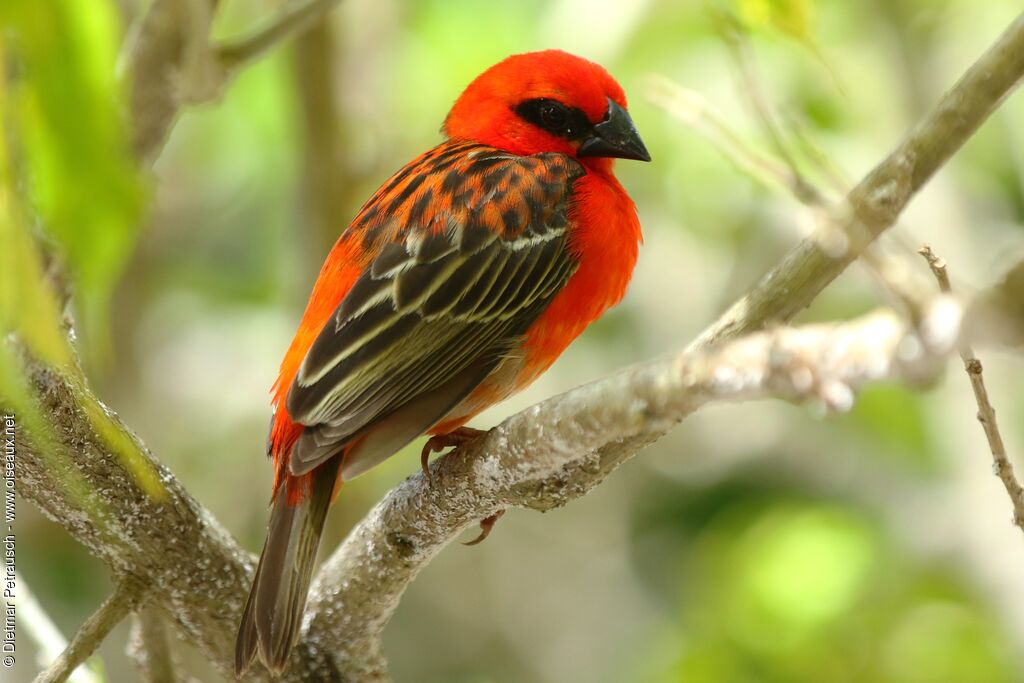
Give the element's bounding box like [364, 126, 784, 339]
[420, 427, 486, 483]
[463, 510, 505, 546]
[420, 443, 434, 481]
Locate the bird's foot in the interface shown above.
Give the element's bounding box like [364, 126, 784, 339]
[463, 510, 506, 546]
[420, 426, 487, 482]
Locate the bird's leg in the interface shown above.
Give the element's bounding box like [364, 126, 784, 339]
[463, 510, 506, 546]
[420, 426, 487, 481]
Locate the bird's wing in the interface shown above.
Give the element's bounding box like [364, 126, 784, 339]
[285, 145, 585, 476]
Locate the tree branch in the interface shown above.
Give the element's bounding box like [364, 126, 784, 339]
[33, 579, 145, 683]
[125, 0, 221, 164]
[920, 245, 1024, 532]
[303, 300, 962, 674]
[125, 0, 344, 164]
[11, 8, 1024, 683]
[127, 606, 180, 683]
[217, 0, 344, 72]
[15, 573, 103, 683]
[291, 17, 357, 256]
[689, 12, 1024, 350]
[15, 357, 305, 681]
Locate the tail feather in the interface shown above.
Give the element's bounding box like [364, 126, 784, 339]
[235, 458, 340, 677]
[235, 572, 260, 674]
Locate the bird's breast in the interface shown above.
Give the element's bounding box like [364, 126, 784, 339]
[517, 169, 641, 380]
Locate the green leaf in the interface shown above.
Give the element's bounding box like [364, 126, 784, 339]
[0, 49, 72, 368]
[0, 184, 71, 368]
[0, 37, 163, 505]
[3, 0, 144, 362]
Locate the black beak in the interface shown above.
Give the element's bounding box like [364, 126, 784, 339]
[578, 98, 651, 162]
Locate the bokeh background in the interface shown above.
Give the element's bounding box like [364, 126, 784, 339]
[6, 0, 1024, 681]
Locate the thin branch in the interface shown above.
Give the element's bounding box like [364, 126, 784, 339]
[920, 245, 1024, 532]
[217, 0, 344, 71]
[127, 606, 180, 683]
[646, 77, 925, 314]
[15, 573, 103, 683]
[645, 77, 801, 195]
[33, 579, 145, 683]
[717, 36, 929, 309]
[125, 0, 344, 164]
[125, 0, 222, 164]
[721, 18, 830, 207]
[690, 12, 1024, 350]
[785, 113, 852, 193]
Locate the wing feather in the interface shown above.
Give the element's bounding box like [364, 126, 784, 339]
[284, 145, 585, 475]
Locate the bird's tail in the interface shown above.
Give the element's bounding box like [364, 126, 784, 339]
[235, 457, 340, 677]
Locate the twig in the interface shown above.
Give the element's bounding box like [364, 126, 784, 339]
[690, 12, 1024, 350]
[647, 71, 937, 319]
[33, 579, 145, 683]
[15, 574, 103, 683]
[646, 77, 811, 197]
[127, 606, 180, 683]
[126, 0, 221, 164]
[217, 0, 343, 71]
[656, 14, 1024, 335]
[785, 113, 852, 193]
[722, 21, 830, 207]
[919, 245, 1024, 532]
[125, 0, 344, 164]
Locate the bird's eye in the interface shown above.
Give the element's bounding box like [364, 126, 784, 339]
[514, 98, 587, 140]
[539, 102, 569, 132]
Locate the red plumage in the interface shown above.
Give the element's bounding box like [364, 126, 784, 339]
[237, 49, 649, 676]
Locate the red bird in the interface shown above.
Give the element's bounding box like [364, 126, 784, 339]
[235, 49, 649, 675]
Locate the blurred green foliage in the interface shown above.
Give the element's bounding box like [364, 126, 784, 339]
[634, 483, 1019, 682]
[1, 0, 162, 540]
[739, 0, 814, 42]
[4, 0, 1024, 682]
[845, 385, 937, 472]
[2, 0, 142, 361]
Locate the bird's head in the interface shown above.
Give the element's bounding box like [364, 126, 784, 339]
[444, 50, 650, 169]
